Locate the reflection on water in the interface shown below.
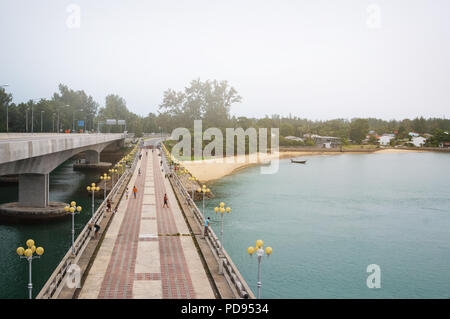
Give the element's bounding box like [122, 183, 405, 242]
[203, 152, 450, 298]
[0, 159, 103, 299]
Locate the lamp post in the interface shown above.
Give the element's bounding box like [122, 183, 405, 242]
[64, 201, 82, 255]
[73, 108, 84, 132]
[214, 202, 231, 274]
[58, 104, 70, 133]
[40, 111, 45, 132]
[16, 239, 44, 299]
[1, 84, 9, 132]
[86, 183, 100, 218]
[26, 109, 28, 132]
[197, 185, 210, 216]
[108, 168, 118, 187]
[100, 174, 111, 199]
[28, 98, 45, 133]
[247, 240, 273, 299]
[214, 202, 231, 256]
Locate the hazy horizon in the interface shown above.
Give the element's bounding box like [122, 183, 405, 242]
[1, 0, 450, 121]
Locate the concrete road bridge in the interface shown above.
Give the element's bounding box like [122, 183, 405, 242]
[0, 133, 126, 216]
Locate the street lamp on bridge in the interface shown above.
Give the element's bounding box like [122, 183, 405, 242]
[100, 173, 111, 199]
[197, 185, 210, 216]
[29, 98, 44, 133]
[64, 201, 82, 255]
[214, 202, 231, 257]
[16, 239, 44, 299]
[86, 183, 100, 218]
[247, 240, 273, 299]
[214, 202, 231, 275]
[40, 111, 45, 132]
[108, 168, 118, 187]
[1, 84, 9, 132]
[73, 108, 84, 132]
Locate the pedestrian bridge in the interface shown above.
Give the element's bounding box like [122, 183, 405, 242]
[0, 133, 125, 209]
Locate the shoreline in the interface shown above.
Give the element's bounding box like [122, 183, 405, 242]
[181, 148, 442, 183]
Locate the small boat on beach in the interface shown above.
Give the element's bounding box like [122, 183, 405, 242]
[291, 159, 307, 164]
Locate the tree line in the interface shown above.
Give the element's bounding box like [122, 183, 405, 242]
[1, 80, 449, 144]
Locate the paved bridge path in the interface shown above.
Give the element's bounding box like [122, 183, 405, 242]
[79, 148, 215, 299]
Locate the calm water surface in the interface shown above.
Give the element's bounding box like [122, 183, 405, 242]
[0, 160, 103, 299]
[203, 152, 450, 298]
[1, 153, 448, 298]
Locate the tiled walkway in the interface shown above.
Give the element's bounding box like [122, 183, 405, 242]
[79, 149, 214, 299]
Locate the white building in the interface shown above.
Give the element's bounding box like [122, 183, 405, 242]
[411, 136, 426, 147]
[378, 134, 395, 146]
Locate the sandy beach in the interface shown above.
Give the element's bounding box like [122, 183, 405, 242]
[181, 148, 427, 182]
[181, 151, 342, 182]
[372, 149, 426, 154]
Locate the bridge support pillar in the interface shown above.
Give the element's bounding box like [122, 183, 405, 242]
[85, 150, 100, 164]
[18, 174, 49, 208]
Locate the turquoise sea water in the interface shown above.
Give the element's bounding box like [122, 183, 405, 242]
[203, 152, 450, 298]
[0, 160, 103, 299]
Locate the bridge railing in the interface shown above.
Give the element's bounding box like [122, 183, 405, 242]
[161, 145, 255, 299]
[36, 145, 140, 299]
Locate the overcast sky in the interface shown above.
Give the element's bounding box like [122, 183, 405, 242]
[1, 0, 449, 120]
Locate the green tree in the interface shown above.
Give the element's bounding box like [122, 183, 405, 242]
[159, 79, 242, 130]
[349, 119, 369, 144]
[280, 123, 294, 136]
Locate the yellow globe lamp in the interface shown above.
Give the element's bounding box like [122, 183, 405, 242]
[220, 207, 225, 214]
[76, 206, 82, 212]
[26, 239, 34, 248]
[70, 201, 76, 207]
[86, 186, 91, 191]
[36, 247, 44, 256]
[24, 249, 32, 257]
[16, 247, 25, 256]
[214, 207, 219, 213]
[69, 207, 75, 213]
[91, 183, 96, 188]
[248, 246, 255, 256]
[226, 207, 231, 213]
[265, 247, 273, 256]
[64, 206, 70, 212]
[31, 245, 36, 253]
[220, 202, 225, 208]
[256, 240, 264, 249]
[197, 188, 201, 193]
[96, 187, 100, 191]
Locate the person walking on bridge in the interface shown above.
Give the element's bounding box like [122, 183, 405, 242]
[133, 186, 137, 199]
[203, 217, 210, 238]
[163, 193, 169, 208]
